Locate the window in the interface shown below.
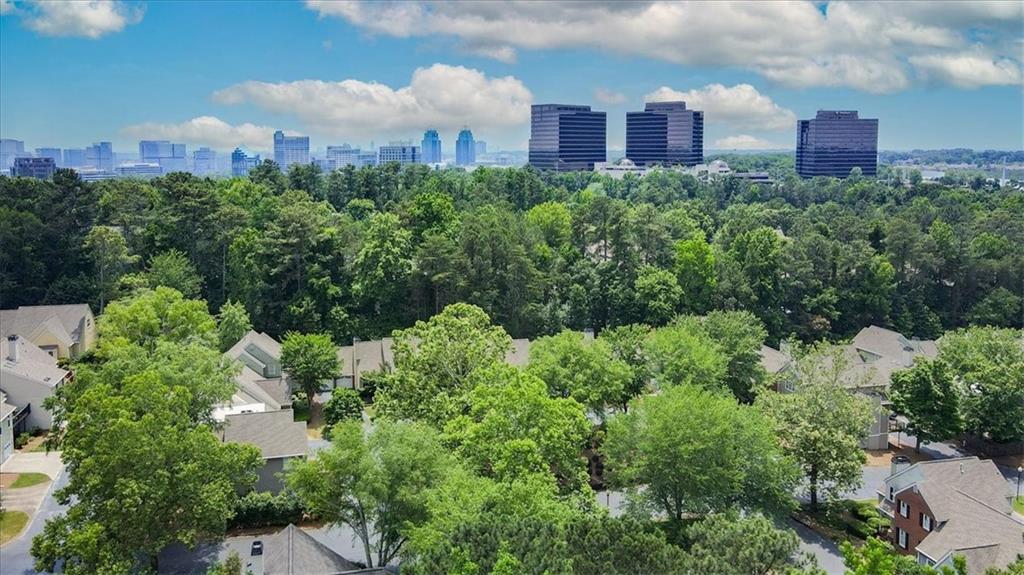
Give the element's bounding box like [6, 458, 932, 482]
[889, 487, 895, 501]
[897, 528, 908, 549]
[899, 500, 909, 518]
[921, 513, 932, 532]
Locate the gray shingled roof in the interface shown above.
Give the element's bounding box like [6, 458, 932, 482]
[261, 524, 362, 575]
[0, 304, 92, 345]
[221, 409, 307, 459]
[1, 336, 69, 388]
[758, 344, 792, 374]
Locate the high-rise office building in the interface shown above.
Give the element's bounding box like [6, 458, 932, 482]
[11, 157, 56, 179]
[63, 148, 86, 168]
[35, 148, 62, 168]
[192, 147, 217, 175]
[456, 128, 475, 166]
[421, 130, 442, 164]
[231, 148, 261, 176]
[378, 142, 420, 165]
[85, 142, 114, 171]
[626, 101, 703, 167]
[273, 130, 309, 169]
[475, 141, 487, 157]
[357, 151, 378, 167]
[796, 110, 878, 178]
[528, 104, 606, 171]
[1, 139, 25, 170]
[139, 140, 187, 173]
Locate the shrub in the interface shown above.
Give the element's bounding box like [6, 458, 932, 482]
[15, 432, 31, 449]
[324, 388, 363, 426]
[229, 491, 305, 529]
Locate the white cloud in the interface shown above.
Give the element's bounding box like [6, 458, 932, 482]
[594, 88, 627, 105]
[646, 84, 796, 132]
[19, 0, 143, 38]
[910, 51, 1023, 89]
[212, 64, 533, 143]
[0, 1, 15, 16]
[713, 135, 785, 150]
[121, 116, 278, 151]
[306, 1, 1024, 92]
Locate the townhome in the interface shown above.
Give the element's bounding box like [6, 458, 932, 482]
[878, 457, 1024, 574]
[1, 334, 71, 431]
[217, 330, 291, 420]
[219, 409, 308, 493]
[1, 391, 15, 465]
[0, 304, 96, 360]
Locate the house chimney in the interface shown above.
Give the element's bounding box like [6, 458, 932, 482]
[7, 335, 18, 363]
[891, 455, 911, 476]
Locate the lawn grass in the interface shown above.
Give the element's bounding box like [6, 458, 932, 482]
[0, 510, 30, 545]
[10, 472, 50, 489]
[1014, 496, 1024, 515]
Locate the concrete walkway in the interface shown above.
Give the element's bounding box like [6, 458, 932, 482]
[1, 451, 64, 479]
[0, 451, 65, 553]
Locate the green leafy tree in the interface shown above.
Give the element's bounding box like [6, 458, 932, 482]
[644, 321, 728, 391]
[604, 384, 798, 521]
[673, 234, 716, 314]
[756, 344, 874, 511]
[217, 300, 252, 352]
[967, 287, 1023, 328]
[353, 211, 413, 324]
[444, 364, 591, 491]
[682, 513, 818, 575]
[634, 265, 683, 325]
[323, 387, 363, 438]
[84, 225, 137, 312]
[280, 332, 340, 424]
[695, 310, 769, 403]
[99, 287, 218, 351]
[939, 327, 1024, 443]
[841, 537, 966, 575]
[144, 249, 203, 298]
[31, 373, 261, 574]
[890, 358, 962, 452]
[285, 420, 450, 568]
[206, 551, 243, 575]
[374, 303, 512, 428]
[526, 330, 632, 419]
[598, 323, 652, 410]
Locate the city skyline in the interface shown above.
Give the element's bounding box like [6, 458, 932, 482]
[1, 1, 1022, 153]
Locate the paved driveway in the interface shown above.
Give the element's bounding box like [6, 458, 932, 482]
[0, 463, 68, 574]
[1, 451, 64, 479]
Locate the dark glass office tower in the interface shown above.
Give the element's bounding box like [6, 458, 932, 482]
[626, 101, 703, 166]
[796, 110, 878, 178]
[528, 104, 606, 171]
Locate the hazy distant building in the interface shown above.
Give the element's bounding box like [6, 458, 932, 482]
[475, 140, 487, 156]
[421, 130, 442, 164]
[231, 148, 261, 177]
[139, 140, 187, 173]
[192, 147, 217, 175]
[626, 101, 703, 167]
[273, 130, 309, 169]
[1, 139, 25, 170]
[116, 162, 163, 178]
[456, 128, 475, 166]
[528, 104, 606, 171]
[796, 110, 878, 178]
[63, 148, 85, 168]
[35, 148, 62, 168]
[357, 151, 378, 167]
[11, 157, 56, 179]
[378, 143, 420, 165]
[85, 142, 114, 171]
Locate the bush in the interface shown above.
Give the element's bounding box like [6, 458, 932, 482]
[229, 491, 305, 529]
[324, 388, 363, 426]
[14, 433, 31, 449]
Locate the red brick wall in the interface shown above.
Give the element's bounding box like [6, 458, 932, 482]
[892, 488, 933, 555]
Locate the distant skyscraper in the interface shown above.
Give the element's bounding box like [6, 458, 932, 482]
[192, 147, 217, 175]
[35, 148, 62, 168]
[63, 148, 86, 168]
[85, 142, 114, 171]
[357, 151, 379, 167]
[139, 140, 187, 173]
[1, 139, 25, 170]
[116, 163, 163, 178]
[421, 130, 442, 164]
[796, 110, 878, 178]
[231, 148, 261, 176]
[626, 101, 703, 167]
[456, 128, 476, 166]
[528, 104, 606, 171]
[273, 130, 310, 169]
[378, 142, 420, 165]
[474, 140, 487, 157]
[11, 157, 56, 179]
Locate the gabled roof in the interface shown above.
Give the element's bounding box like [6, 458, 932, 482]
[225, 331, 287, 411]
[1, 336, 69, 388]
[261, 524, 362, 575]
[758, 344, 792, 374]
[221, 409, 307, 460]
[0, 304, 93, 345]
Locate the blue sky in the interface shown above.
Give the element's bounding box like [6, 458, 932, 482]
[1, 1, 1022, 153]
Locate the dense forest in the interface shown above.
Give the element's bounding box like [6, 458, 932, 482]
[1, 160, 1021, 346]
